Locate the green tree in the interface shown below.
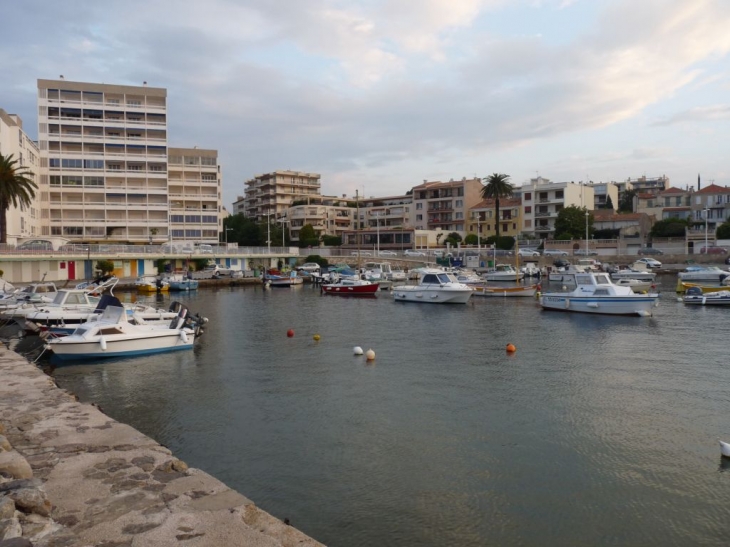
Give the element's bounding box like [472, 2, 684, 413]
[650, 217, 689, 238]
[604, 195, 614, 210]
[485, 235, 516, 250]
[554, 206, 593, 240]
[717, 220, 730, 240]
[95, 260, 115, 275]
[321, 235, 342, 246]
[464, 234, 478, 245]
[304, 254, 329, 267]
[480, 173, 514, 239]
[298, 223, 317, 248]
[618, 189, 636, 213]
[223, 213, 263, 246]
[444, 231, 462, 247]
[0, 153, 37, 244]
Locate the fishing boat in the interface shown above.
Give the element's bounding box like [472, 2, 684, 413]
[392, 269, 473, 304]
[682, 287, 730, 306]
[135, 275, 169, 293]
[483, 264, 524, 282]
[46, 301, 207, 362]
[472, 284, 538, 297]
[614, 278, 654, 293]
[265, 269, 304, 287]
[539, 271, 658, 316]
[547, 264, 586, 282]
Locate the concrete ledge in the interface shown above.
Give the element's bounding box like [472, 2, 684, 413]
[0, 348, 324, 546]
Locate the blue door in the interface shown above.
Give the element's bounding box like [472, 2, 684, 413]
[138, 260, 145, 275]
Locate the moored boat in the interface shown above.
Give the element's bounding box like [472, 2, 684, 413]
[677, 266, 730, 283]
[539, 271, 658, 316]
[682, 287, 730, 306]
[614, 278, 654, 293]
[483, 264, 524, 282]
[265, 269, 304, 287]
[472, 284, 538, 297]
[393, 269, 472, 304]
[135, 275, 169, 293]
[321, 278, 379, 295]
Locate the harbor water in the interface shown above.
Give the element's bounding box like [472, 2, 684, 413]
[45, 275, 730, 546]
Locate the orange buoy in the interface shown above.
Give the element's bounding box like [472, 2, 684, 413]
[287, 329, 294, 338]
[506, 343, 516, 353]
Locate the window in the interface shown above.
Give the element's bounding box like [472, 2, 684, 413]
[49, 159, 60, 168]
[202, 174, 216, 182]
[83, 159, 104, 169]
[416, 214, 422, 221]
[201, 157, 216, 166]
[127, 100, 142, 107]
[185, 215, 201, 223]
[525, 206, 531, 214]
[525, 219, 532, 227]
[555, 191, 564, 199]
[416, 203, 423, 209]
[61, 159, 82, 169]
[455, 212, 463, 219]
[170, 215, 184, 223]
[455, 200, 463, 208]
[524, 192, 531, 201]
[184, 156, 200, 165]
[202, 215, 217, 223]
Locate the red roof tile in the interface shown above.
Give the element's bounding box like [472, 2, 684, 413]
[696, 183, 730, 194]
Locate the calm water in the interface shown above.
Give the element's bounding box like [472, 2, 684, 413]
[45, 277, 730, 546]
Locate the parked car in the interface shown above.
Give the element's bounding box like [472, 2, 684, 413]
[638, 247, 664, 255]
[197, 244, 214, 254]
[378, 250, 397, 256]
[517, 248, 540, 257]
[404, 249, 426, 257]
[574, 249, 599, 256]
[635, 257, 662, 268]
[699, 246, 728, 254]
[16, 239, 54, 251]
[297, 262, 322, 272]
[490, 249, 513, 257]
[350, 251, 372, 256]
[553, 259, 571, 268]
[543, 249, 569, 257]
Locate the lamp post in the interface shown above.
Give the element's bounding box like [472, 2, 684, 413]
[266, 214, 272, 254]
[585, 211, 589, 254]
[278, 218, 289, 246]
[476, 213, 481, 251]
[703, 207, 710, 252]
[373, 212, 381, 256]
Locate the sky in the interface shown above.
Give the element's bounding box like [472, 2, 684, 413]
[3, 0, 730, 210]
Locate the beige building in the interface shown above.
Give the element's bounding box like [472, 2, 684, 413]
[0, 109, 42, 244]
[38, 78, 169, 243]
[167, 148, 221, 244]
[587, 181, 619, 210]
[243, 170, 321, 222]
[468, 197, 522, 240]
[520, 177, 594, 237]
[281, 196, 354, 243]
[411, 177, 483, 234]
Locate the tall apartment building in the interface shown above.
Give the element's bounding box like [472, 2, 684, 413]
[36, 78, 221, 244]
[167, 148, 221, 243]
[243, 170, 321, 222]
[282, 196, 354, 243]
[587, 182, 619, 210]
[0, 109, 42, 243]
[520, 177, 594, 237]
[410, 177, 483, 233]
[468, 198, 522, 240]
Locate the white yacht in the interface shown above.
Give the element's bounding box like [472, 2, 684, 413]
[392, 269, 473, 304]
[483, 264, 524, 282]
[677, 266, 730, 283]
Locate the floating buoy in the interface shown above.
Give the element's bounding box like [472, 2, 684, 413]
[506, 343, 516, 353]
[313, 334, 321, 341]
[353, 346, 364, 355]
[365, 348, 376, 361]
[287, 329, 294, 338]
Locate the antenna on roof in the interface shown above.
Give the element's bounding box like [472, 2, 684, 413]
[59, 75, 64, 80]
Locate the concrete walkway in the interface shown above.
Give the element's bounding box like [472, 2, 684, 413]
[0, 348, 323, 546]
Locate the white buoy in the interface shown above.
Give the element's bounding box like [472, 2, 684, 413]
[353, 346, 364, 355]
[365, 348, 375, 361]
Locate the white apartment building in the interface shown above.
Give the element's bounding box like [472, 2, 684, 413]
[587, 181, 619, 210]
[243, 170, 321, 222]
[280, 196, 354, 243]
[167, 147, 221, 244]
[520, 177, 594, 237]
[38, 78, 169, 243]
[0, 109, 42, 244]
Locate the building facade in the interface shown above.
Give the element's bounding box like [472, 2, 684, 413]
[243, 171, 321, 222]
[0, 109, 42, 244]
[410, 177, 483, 233]
[468, 198, 522, 240]
[588, 182, 619, 210]
[520, 178, 594, 237]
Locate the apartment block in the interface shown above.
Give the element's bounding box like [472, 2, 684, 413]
[660, 187, 693, 221]
[0, 109, 42, 244]
[167, 148, 221, 243]
[243, 170, 321, 222]
[521, 177, 594, 237]
[282, 196, 354, 242]
[587, 182, 619, 210]
[411, 177, 483, 233]
[468, 197, 522, 240]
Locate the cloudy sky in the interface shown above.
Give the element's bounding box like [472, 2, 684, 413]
[3, 0, 730, 209]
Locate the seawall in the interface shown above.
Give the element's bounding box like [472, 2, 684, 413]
[0, 347, 324, 546]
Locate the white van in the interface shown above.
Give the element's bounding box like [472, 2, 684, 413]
[197, 244, 214, 254]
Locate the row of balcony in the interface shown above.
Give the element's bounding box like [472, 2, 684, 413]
[43, 115, 167, 127]
[48, 133, 167, 143]
[45, 97, 167, 111]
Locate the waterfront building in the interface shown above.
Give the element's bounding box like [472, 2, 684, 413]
[686, 183, 730, 247]
[280, 195, 354, 243]
[0, 109, 42, 244]
[167, 147, 222, 244]
[587, 181, 619, 210]
[520, 177, 594, 237]
[468, 198, 522, 240]
[243, 170, 321, 222]
[410, 177, 483, 234]
[660, 187, 693, 221]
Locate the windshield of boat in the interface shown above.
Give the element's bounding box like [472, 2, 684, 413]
[595, 274, 611, 285]
[437, 273, 452, 284]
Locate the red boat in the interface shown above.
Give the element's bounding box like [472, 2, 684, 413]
[321, 278, 379, 295]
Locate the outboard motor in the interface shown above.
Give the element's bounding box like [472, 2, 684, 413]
[685, 286, 703, 297]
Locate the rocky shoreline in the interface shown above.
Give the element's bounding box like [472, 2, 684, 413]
[0, 348, 323, 547]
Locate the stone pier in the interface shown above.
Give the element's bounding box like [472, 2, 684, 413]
[0, 348, 324, 546]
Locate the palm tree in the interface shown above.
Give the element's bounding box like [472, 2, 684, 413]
[481, 173, 514, 239]
[0, 153, 37, 244]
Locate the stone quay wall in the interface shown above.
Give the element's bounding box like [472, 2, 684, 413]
[0, 348, 324, 547]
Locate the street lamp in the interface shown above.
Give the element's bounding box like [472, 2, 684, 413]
[703, 207, 710, 252]
[265, 213, 272, 254]
[475, 213, 481, 251]
[278, 218, 290, 246]
[585, 211, 589, 254]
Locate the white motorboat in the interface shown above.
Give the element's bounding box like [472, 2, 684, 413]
[0, 281, 59, 311]
[539, 271, 658, 316]
[451, 269, 484, 286]
[678, 266, 730, 283]
[610, 262, 657, 282]
[548, 265, 586, 282]
[47, 304, 208, 362]
[720, 440, 730, 458]
[392, 269, 473, 304]
[520, 263, 542, 278]
[472, 284, 538, 297]
[682, 287, 730, 306]
[483, 264, 524, 282]
[614, 278, 654, 293]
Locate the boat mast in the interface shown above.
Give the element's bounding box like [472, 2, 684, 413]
[356, 190, 361, 276]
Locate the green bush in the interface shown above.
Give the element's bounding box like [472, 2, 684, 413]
[321, 235, 342, 246]
[96, 260, 115, 275]
[304, 255, 329, 267]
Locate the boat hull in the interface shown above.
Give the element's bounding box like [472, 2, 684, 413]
[473, 285, 537, 297]
[683, 293, 730, 305]
[539, 294, 658, 316]
[321, 283, 379, 295]
[49, 331, 194, 361]
[392, 288, 472, 304]
[168, 280, 199, 291]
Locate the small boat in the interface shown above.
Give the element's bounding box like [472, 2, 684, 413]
[677, 266, 730, 282]
[682, 287, 730, 306]
[472, 284, 538, 297]
[720, 440, 730, 458]
[539, 271, 658, 316]
[614, 278, 654, 293]
[166, 274, 199, 291]
[610, 262, 657, 282]
[321, 278, 379, 295]
[0, 281, 59, 311]
[393, 269, 473, 304]
[265, 269, 304, 287]
[520, 262, 542, 278]
[676, 278, 730, 294]
[135, 275, 169, 293]
[483, 264, 524, 282]
[548, 265, 586, 282]
[47, 301, 207, 362]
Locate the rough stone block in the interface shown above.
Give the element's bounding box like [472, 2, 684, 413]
[0, 436, 11, 452]
[0, 452, 32, 480]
